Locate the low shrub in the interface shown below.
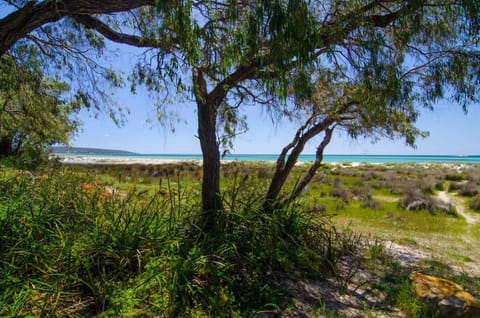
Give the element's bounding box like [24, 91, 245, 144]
[330, 187, 350, 203]
[458, 182, 479, 197]
[398, 191, 455, 214]
[448, 181, 462, 192]
[0, 164, 362, 317]
[419, 181, 435, 195]
[362, 197, 382, 210]
[469, 195, 480, 211]
[351, 186, 371, 200]
[434, 181, 445, 191]
[445, 173, 466, 181]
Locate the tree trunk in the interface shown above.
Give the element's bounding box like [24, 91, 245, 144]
[263, 143, 305, 212]
[263, 117, 333, 213]
[193, 67, 224, 235]
[282, 127, 334, 206]
[197, 100, 223, 231]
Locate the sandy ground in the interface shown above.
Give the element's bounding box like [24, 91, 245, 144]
[57, 156, 472, 169]
[58, 156, 203, 165]
[437, 190, 480, 224]
[57, 155, 378, 167]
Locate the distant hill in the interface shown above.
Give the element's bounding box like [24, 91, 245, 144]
[52, 146, 137, 155]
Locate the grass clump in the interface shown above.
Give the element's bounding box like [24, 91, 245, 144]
[0, 163, 358, 317]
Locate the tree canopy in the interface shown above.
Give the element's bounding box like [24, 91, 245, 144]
[0, 53, 79, 160]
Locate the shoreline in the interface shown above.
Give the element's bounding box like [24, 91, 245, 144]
[55, 155, 475, 169]
[59, 156, 203, 165]
[56, 155, 348, 166]
[53, 153, 480, 165]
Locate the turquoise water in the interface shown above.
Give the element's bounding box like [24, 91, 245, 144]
[55, 153, 480, 164]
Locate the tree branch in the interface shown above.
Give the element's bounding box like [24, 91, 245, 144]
[0, 0, 157, 56]
[72, 14, 178, 51]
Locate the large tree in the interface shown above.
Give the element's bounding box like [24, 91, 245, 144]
[1, 1, 479, 234]
[109, 1, 479, 233]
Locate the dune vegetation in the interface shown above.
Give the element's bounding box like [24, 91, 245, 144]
[1, 159, 479, 317]
[2, 1, 480, 316]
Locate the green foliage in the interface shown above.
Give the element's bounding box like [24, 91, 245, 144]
[0, 54, 79, 165]
[2, 161, 480, 316]
[137, 1, 479, 153]
[0, 162, 360, 317]
[0, 166, 187, 316]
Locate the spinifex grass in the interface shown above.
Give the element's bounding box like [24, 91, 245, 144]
[0, 167, 192, 316]
[0, 163, 360, 317]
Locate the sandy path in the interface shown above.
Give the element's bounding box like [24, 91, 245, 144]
[437, 191, 479, 224]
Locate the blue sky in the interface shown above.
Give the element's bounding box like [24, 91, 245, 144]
[1, 5, 478, 156]
[67, 33, 480, 156]
[70, 42, 480, 155]
[72, 89, 480, 155]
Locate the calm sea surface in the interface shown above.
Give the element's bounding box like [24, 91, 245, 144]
[55, 153, 480, 164]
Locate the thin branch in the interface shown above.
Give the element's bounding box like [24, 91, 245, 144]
[72, 14, 177, 51]
[0, 0, 158, 55]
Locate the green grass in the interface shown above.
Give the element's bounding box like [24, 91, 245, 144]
[0, 162, 364, 317]
[1, 160, 480, 316]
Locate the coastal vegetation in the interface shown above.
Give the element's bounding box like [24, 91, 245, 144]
[2, 1, 480, 235]
[0, 54, 79, 165]
[1, 160, 480, 316]
[1, 1, 480, 316]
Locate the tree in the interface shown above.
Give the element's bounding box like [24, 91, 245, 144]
[0, 54, 79, 159]
[263, 70, 427, 211]
[1, 1, 479, 235]
[115, 0, 479, 233]
[261, 0, 480, 210]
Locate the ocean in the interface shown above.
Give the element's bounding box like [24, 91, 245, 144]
[55, 153, 480, 164]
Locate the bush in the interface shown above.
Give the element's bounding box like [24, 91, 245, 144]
[469, 195, 480, 211]
[0, 167, 186, 316]
[0, 164, 362, 317]
[362, 197, 382, 210]
[330, 187, 350, 203]
[448, 181, 462, 192]
[351, 186, 371, 200]
[458, 182, 479, 197]
[445, 173, 466, 181]
[434, 181, 445, 191]
[398, 191, 455, 214]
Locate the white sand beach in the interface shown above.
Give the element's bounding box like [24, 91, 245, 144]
[58, 156, 203, 165]
[56, 155, 367, 167]
[55, 155, 473, 168]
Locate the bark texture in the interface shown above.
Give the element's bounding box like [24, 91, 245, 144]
[193, 66, 224, 233]
[263, 117, 333, 212]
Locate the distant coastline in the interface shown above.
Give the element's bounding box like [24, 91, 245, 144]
[53, 149, 480, 165]
[52, 146, 137, 155]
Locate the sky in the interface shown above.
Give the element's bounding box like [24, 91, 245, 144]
[2, 5, 479, 156]
[72, 84, 480, 155]
[70, 43, 480, 156]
